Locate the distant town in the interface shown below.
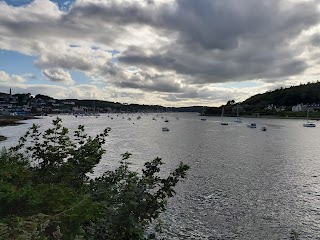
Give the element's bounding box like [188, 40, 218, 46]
[0, 89, 203, 116]
[1, 82, 320, 117]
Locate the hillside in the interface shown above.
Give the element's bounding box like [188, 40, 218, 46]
[203, 82, 320, 117]
[242, 82, 320, 106]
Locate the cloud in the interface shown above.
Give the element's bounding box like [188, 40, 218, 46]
[22, 73, 37, 79]
[0, 0, 320, 106]
[42, 68, 75, 85]
[117, 0, 319, 84]
[310, 34, 320, 46]
[114, 70, 184, 93]
[0, 70, 27, 83]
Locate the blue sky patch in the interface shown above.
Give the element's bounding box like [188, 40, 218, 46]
[0, 50, 39, 76]
[2, 0, 75, 11]
[2, 0, 33, 7]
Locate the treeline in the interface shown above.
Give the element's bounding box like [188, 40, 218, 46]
[61, 100, 205, 113]
[243, 82, 320, 106]
[203, 82, 320, 117]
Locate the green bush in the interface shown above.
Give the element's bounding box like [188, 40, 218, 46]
[0, 117, 189, 240]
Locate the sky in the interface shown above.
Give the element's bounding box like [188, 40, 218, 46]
[0, 0, 320, 107]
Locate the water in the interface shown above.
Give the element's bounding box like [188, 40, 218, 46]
[1, 113, 320, 239]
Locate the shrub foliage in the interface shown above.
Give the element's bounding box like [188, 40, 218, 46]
[0, 118, 189, 239]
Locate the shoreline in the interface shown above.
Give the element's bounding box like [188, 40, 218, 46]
[0, 115, 39, 141]
[200, 114, 315, 120]
[0, 135, 7, 141]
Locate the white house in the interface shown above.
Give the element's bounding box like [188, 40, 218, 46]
[292, 104, 308, 112]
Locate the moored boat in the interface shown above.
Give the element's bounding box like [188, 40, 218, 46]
[234, 104, 242, 123]
[221, 107, 228, 125]
[303, 122, 316, 127]
[303, 108, 316, 127]
[247, 122, 257, 128]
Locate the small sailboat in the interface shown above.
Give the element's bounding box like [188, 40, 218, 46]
[303, 108, 316, 127]
[221, 107, 228, 125]
[93, 101, 100, 117]
[200, 106, 207, 121]
[234, 105, 242, 123]
[201, 106, 206, 116]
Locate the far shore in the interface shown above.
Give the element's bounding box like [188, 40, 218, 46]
[201, 114, 318, 120]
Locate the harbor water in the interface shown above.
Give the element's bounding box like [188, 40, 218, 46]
[1, 113, 319, 239]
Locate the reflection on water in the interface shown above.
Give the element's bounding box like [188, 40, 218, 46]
[1, 113, 319, 239]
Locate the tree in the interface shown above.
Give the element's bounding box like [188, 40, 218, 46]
[0, 118, 189, 239]
[226, 100, 235, 106]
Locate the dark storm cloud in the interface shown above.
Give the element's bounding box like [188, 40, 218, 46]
[118, 55, 176, 68]
[65, 1, 154, 25]
[1, 0, 320, 97]
[114, 72, 183, 93]
[163, 87, 237, 103]
[170, 0, 319, 49]
[116, 0, 319, 84]
[68, 0, 319, 51]
[35, 54, 94, 72]
[116, 80, 178, 92]
[310, 34, 320, 46]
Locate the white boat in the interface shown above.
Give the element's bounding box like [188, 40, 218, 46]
[303, 108, 316, 127]
[247, 122, 257, 128]
[234, 105, 242, 123]
[221, 107, 228, 125]
[162, 127, 169, 131]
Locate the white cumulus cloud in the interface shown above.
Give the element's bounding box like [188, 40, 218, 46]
[42, 68, 75, 85]
[0, 71, 27, 83]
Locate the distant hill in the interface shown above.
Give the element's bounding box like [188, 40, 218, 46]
[63, 99, 203, 112]
[4, 82, 319, 116]
[203, 82, 320, 117]
[0, 92, 203, 113]
[242, 82, 320, 106]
